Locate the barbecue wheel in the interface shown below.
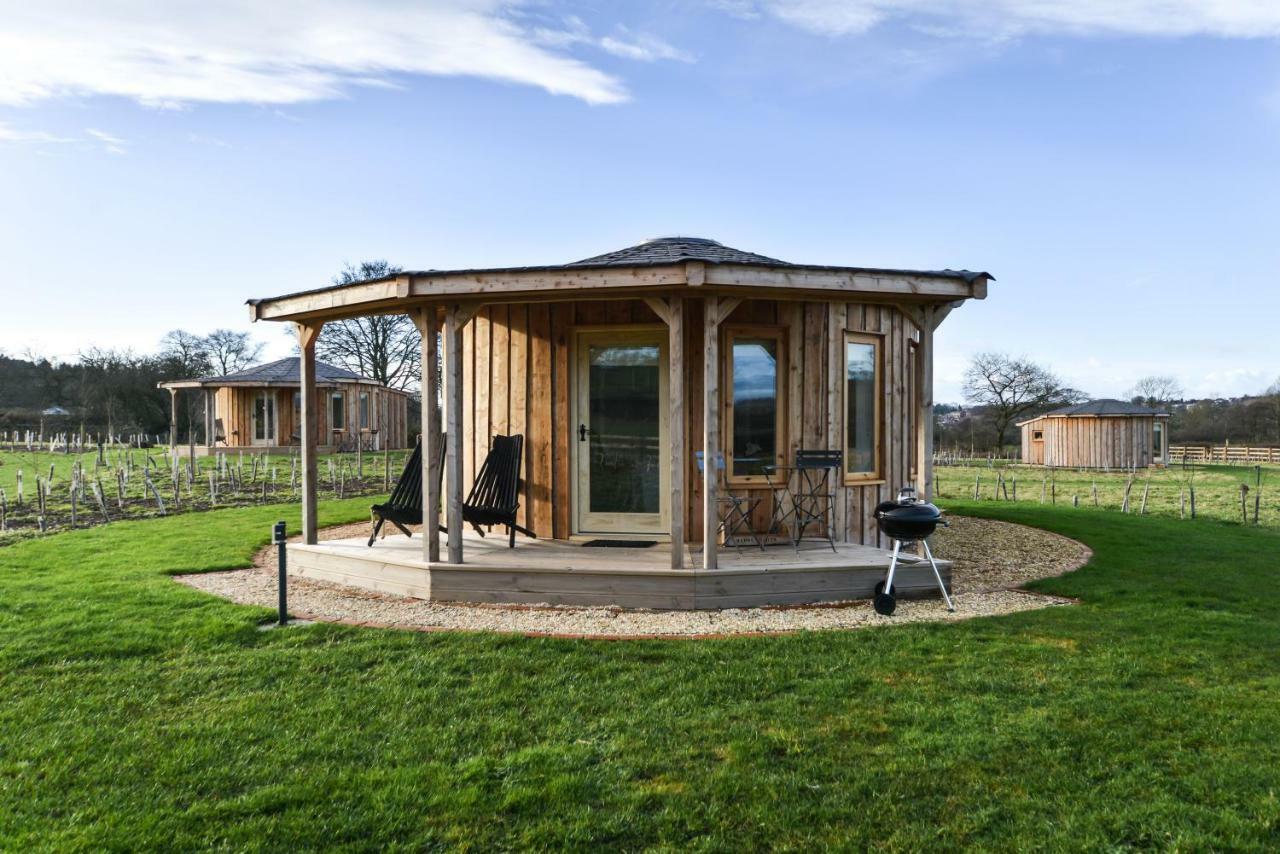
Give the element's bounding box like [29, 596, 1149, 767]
[873, 591, 897, 616]
[874, 580, 896, 598]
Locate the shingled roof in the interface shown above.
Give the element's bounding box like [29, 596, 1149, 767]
[568, 236, 788, 267]
[1037, 399, 1170, 418]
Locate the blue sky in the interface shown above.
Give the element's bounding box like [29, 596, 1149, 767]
[1, 1, 1278, 403]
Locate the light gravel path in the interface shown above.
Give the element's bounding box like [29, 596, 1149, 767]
[176, 517, 1090, 639]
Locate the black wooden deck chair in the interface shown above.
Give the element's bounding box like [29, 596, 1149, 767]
[792, 449, 842, 553]
[366, 437, 445, 547]
[461, 434, 536, 548]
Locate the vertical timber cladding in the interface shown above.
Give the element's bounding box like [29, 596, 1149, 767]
[460, 297, 919, 547]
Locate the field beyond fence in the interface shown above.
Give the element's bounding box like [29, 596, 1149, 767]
[935, 459, 1276, 528]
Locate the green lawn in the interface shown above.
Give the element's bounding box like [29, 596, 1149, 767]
[1, 499, 1279, 849]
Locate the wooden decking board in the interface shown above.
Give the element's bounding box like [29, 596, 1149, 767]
[287, 533, 951, 609]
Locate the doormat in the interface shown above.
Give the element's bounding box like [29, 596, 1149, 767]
[579, 539, 659, 548]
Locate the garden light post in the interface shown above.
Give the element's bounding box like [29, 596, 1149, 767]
[274, 520, 288, 627]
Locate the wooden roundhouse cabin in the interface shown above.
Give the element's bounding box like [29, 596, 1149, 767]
[248, 237, 992, 608]
[1018, 399, 1170, 469]
[159, 357, 412, 456]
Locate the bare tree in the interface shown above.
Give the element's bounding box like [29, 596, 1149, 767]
[963, 352, 1085, 449]
[1127, 375, 1183, 409]
[158, 330, 211, 377]
[310, 261, 420, 390]
[203, 329, 264, 375]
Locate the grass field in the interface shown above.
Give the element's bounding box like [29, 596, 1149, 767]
[1, 496, 1278, 848]
[0, 446, 411, 544]
[936, 461, 1279, 527]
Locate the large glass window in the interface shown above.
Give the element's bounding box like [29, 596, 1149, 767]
[1152, 421, 1164, 456]
[359, 392, 370, 429]
[845, 333, 882, 481]
[727, 330, 783, 479]
[330, 392, 345, 431]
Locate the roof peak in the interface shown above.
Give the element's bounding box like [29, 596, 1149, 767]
[569, 236, 787, 268]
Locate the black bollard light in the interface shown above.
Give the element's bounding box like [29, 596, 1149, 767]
[274, 520, 288, 627]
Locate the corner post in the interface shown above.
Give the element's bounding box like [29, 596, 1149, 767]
[916, 306, 936, 499]
[703, 295, 719, 570]
[205, 388, 215, 450]
[297, 321, 323, 544]
[413, 306, 442, 563]
[168, 388, 178, 450]
[667, 296, 685, 568]
[445, 305, 467, 564]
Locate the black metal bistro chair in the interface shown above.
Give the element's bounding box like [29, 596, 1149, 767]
[696, 451, 766, 553]
[765, 449, 842, 553]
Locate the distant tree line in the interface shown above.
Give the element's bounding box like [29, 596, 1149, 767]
[0, 329, 263, 440]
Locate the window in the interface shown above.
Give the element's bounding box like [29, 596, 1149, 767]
[726, 329, 784, 480]
[1033, 430, 1044, 441]
[330, 392, 345, 431]
[1152, 421, 1164, 456]
[844, 332, 882, 482]
[359, 392, 370, 430]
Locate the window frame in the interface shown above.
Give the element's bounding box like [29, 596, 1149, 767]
[1032, 429, 1044, 442]
[359, 391, 371, 430]
[842, 330, 884, 485]
[330, 391, 346, 432]
[723, 325, 788, 485]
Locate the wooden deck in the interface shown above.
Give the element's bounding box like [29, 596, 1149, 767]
[288, 533, 952, 609]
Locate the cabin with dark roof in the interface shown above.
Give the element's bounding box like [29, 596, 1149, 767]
[1018, 399, 1169, 468]
[245, 236, 991, 608]
[159, 357, 412, 455]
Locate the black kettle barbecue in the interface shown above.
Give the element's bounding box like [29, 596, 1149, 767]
[872, 486, 954, 616]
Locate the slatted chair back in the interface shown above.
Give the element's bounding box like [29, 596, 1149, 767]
[467, 434, 523, 514]
[796, 449, 842, 471]
[386, 439, 424, 512]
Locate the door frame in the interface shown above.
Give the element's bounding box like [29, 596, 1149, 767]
[250, 389, 277, 446]
[570, 325, 670, 537]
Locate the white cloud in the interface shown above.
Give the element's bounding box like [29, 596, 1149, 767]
[0, 1, 645, 109]
[85, 127, 128, 154]
[727, 1, 1280, 39]
[0, 122, 73, 143]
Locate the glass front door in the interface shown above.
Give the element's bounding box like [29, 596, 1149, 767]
[251, 391, 276, 445]
[575, 330, 669, 534]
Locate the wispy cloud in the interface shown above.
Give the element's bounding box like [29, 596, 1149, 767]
[0, 122, 128, 154]
[0, 1, 683, 110]
[722, 1, 1280, 39]
[85, 127, 128, 154]
[0, 122, 73, 144]
[533, 16, 693, 63]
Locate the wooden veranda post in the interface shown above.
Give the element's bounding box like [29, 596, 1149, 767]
[703, 296, 719, 570]
[205, 389, 215, 450]
[168, 388, 178, 450]
[643, 295, 686, 569]
[444, 305, 471, 564]
[915, 305, 935, 499]
[297, 322, 323, 544]
[414, 306, 442, 563]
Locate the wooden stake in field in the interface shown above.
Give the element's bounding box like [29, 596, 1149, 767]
[1190, 485, 1197, 519]
[93, 479, 110, 524]
[973, 473, 980, 500]
[1180, 488, 1185, 519]
[1239, 484, 1249, 523]
[1139, 479, 1150, 515]
[1121, 477, 1134, 514]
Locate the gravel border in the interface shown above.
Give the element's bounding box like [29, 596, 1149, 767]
[175, 516, 1090, 639]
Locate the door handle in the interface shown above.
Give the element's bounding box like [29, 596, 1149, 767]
[579, 424, 589, 442]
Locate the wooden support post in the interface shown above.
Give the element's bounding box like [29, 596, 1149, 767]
[703, 295, 719, 570]
[168, 388, 178, 450]
[414, 306, 442, 563]
[297, 322, 323, 544]
[205, 388, 215, 449]
[445, 305, 468, 564]
[916, 306, 935, 499]
[661, 297, 686, 568]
